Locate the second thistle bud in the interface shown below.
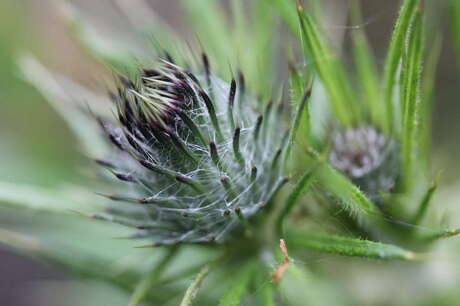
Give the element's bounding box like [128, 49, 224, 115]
[329, 126, 399, 199]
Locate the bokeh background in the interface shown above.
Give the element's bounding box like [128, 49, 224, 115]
[0, 0, 458, 305]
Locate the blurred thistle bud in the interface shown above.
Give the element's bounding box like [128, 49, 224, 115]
[328, 126, 399, 199]
[95, 58, 288, 246]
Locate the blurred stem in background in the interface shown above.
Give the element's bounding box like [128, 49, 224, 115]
[451, 0, 460, 68]
[0, 0, 81, 188]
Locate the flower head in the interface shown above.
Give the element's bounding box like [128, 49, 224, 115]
[96, 59, 288, 246]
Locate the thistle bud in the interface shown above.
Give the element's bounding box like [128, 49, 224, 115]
[328, 126, 399, 199]
[96, 59, 288, 246]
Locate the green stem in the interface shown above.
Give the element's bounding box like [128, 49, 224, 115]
[180, 263, 212, 306]
[129, 246, 180, 306]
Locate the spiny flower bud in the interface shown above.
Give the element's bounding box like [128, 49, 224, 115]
[328, 126, 399, 199]
[95, 59, 288, 246]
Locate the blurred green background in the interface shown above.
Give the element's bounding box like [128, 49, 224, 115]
[1, 0, 459, 305]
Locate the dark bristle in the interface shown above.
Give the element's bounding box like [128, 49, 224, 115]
[142, 69, 160, 78]
[237, 71, 246, 111]
[139, 159, 156, 171]
[165, 52, 174, 63]
[175, 175, 189, 184]
[199, 90, 214, 109]
[272, 148, 283, 169]
[228, 79, 237, 130]
[108, 91, 118, 103]
[233, 127, 241, 141]
[202, 53, 211, 85]
[96, 193, 140, 203]
[229, 79, 237, 106]
[98, 119, 125, 151]
[209, 142, 220, 168]
[138, 159, 174, 178]
[251, 166, 258, 181]
[125, 133, 144, 153]
[232, 127, 244, 166]
[113, 172, 135, 182]
[220, 176, 236, 199]
[119, 76, 135, 89]
[95, 159, 116, 168]
[254, 115, 264, 141]
[276, 100, 285, 115]
[262, 101, 274, 141]
[200, 90, 223, 140]
[264, 100, 273, 118]
[237, 71, 245, 95]
[151, 127, 172, 146]
[175, 175, 205, 193]
[234, 206, 244, 219]
[175, 81, 198, 106]
[184, 71, 201, 86]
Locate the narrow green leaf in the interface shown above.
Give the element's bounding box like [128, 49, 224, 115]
[307, 151, 378, 220]
[219, 263, 255, 306]
[288, 65, 312, 149]
[277, 168, 316, 234]
[401, 10, 424, 189]
[288, 231, 420, 260]
[382, 0, 420, 132]
[351, 0, 383, 128]
[420, 36, 441, 163]
[289, 64, 306, 106]
[296, 4, 358, 126]
[129, 246, 179, 306]
[259, 282, 275, 306]
[419, 228, 460, 242]
[450, 0, 460, 64]
[285, 65, 314, 175]
[180, 263, 211, 306]
[412, 176, 438, 225]
[285, 88, 311, 164]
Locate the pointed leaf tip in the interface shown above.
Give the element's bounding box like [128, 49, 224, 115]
[296, 0, 304, 11]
